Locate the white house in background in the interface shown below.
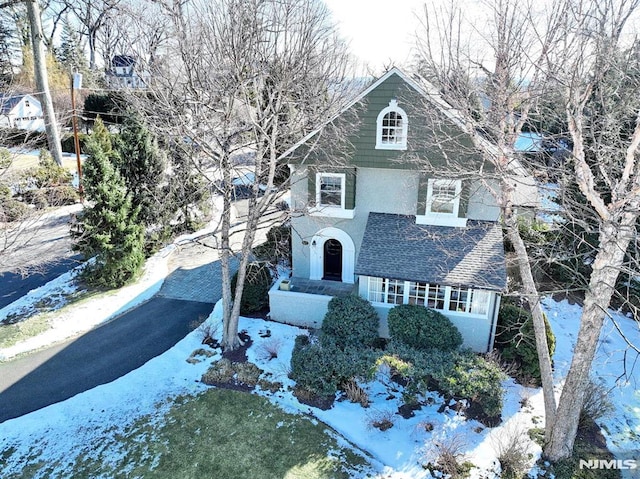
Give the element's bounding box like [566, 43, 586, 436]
[268, 67, 540, 353]
[106, 55, 149, 89]
[0, 94, 45, 132]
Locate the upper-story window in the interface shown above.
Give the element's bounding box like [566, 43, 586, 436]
[24, 100, 30, 108]
[316, 172, 345, 209]
[376, 99, 408, 150]
[426, 179, 461, 216]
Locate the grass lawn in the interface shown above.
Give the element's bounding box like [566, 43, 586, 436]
[2, 388, 373, 478]
[0, 315, 49, 349]
[3, 150, 81, 175]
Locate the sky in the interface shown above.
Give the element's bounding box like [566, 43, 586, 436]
[324, 0, 427, 74]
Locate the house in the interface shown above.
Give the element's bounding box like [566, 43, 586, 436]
[268, 67, 526, 353]
[0, 94, 45, 131]
[105, 55, 149, 89]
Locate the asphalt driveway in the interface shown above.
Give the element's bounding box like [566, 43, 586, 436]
[0, 297, 213, 423]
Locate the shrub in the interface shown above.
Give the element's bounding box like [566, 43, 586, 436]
[252, 223, 291, 268]
[579, 378, 614, 430]
[23, 185, 79, 208]
[61, 133, 89, 154]
[492, 424, 532, 479]
[0, 195, 30, 222]
[290, 335, 377, 399]
[231, 262, 272, 314]
[423, 434, 471, 479]
[388, 304, 462, 351]
[495, 302, 555, 386]
[432, 351, 506, 421]
[321, 295, 380, 350]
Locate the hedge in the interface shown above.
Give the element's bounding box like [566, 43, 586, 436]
[320, 295, 380, 350]
[231, 262, 272, 314]
[387, 304, 463, 351]
[495, 302, 555, 385]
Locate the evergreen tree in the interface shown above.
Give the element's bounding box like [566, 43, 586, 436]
[56, 18, 89, 76]
[0, 17, 17, 86]
[75, 131, 145, 288]
[113, 113, 167, 228]
[86, 116, 115, 159]
[166, 144, 210, 233]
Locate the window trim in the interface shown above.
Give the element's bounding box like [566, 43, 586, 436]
[366, 276, 491, 317]
[426, 179, 462, 217]
[375, 99, 408, 150]
[315, 172, 346, 209]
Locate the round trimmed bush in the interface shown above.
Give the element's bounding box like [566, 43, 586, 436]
[321, 295, 380, 350]
[290, 335, 377, 399]
[231, 262, 273, 314]
[495, 303, 555, 385]
[388, 304, 462, 351]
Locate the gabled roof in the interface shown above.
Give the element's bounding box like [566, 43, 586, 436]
[111, 55, 136, 68]
[280, 67, 436, 160]
[355, 212, 507, 291]
[0, 94, 40, 115]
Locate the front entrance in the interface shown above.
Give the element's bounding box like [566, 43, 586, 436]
[323, 239, 343, 281]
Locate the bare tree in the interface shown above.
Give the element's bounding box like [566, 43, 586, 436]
[94, 0, 169, 71]
[130, 0, 352, 351]
[55, 0, 121, 70]
[542, 0, 640, 460]
[417, 0, 640, 462]
[415, 0, 564, 441]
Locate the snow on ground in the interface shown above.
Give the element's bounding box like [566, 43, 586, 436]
[0, 196, 225, 362]
[542, 297, 640, 460]
[0, 248, 169, 361]
[0, 243, 638, 476]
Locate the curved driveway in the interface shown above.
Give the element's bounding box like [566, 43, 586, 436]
[0, 241, 230, 423]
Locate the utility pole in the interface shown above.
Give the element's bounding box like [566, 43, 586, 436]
[25, 0, 64, 166]
[71, 72, 83, 198]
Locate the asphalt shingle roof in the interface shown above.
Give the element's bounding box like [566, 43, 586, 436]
[0, 95, 23, 115]
[355, 213, 507, 291]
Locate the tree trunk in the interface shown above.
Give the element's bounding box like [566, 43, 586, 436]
[505, 217, 557, 439]
[26, 0, 63, 166]
[219, 149, 241, 352]
[545, 220, 635, 460]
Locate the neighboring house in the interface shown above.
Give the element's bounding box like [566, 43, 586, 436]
[0, 94, 45, 132]
[269, 67, 535, 353]
[106, 55, 149, 89]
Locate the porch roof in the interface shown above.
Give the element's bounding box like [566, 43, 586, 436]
[355, 213, 507, 291]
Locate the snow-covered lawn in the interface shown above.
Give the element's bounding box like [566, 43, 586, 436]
[0, 260, 638, 477]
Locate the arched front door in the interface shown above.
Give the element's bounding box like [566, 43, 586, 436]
[323, 239, 343, 281]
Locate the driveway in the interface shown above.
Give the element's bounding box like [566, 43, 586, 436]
[0, 255, 82, 309]
[0, 241, 232, 423]
[0, 297, 213, 423]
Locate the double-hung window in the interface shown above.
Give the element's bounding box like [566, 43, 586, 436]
[427, 179, 461, 216]
[316, 173, 345, 209]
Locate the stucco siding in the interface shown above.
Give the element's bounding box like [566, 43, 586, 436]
[290, 167, 420, 281]
[268, 282, 331, 329]
[466, 179, 501, 221]
[358, 275, 497, 352]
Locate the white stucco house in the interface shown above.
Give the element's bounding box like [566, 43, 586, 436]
[106, 55, 149, 89]
[267, 67, 532, 353]
[0, 94, 45, 132]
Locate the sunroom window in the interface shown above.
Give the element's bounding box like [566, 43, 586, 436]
[367, 277, 491, 316]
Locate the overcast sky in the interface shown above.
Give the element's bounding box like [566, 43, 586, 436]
[324, 0, 427, 74]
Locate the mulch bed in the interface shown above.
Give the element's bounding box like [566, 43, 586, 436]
[222, 330, 252, 362]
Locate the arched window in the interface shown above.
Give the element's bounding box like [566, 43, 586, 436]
[376, 99, 408, 150]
